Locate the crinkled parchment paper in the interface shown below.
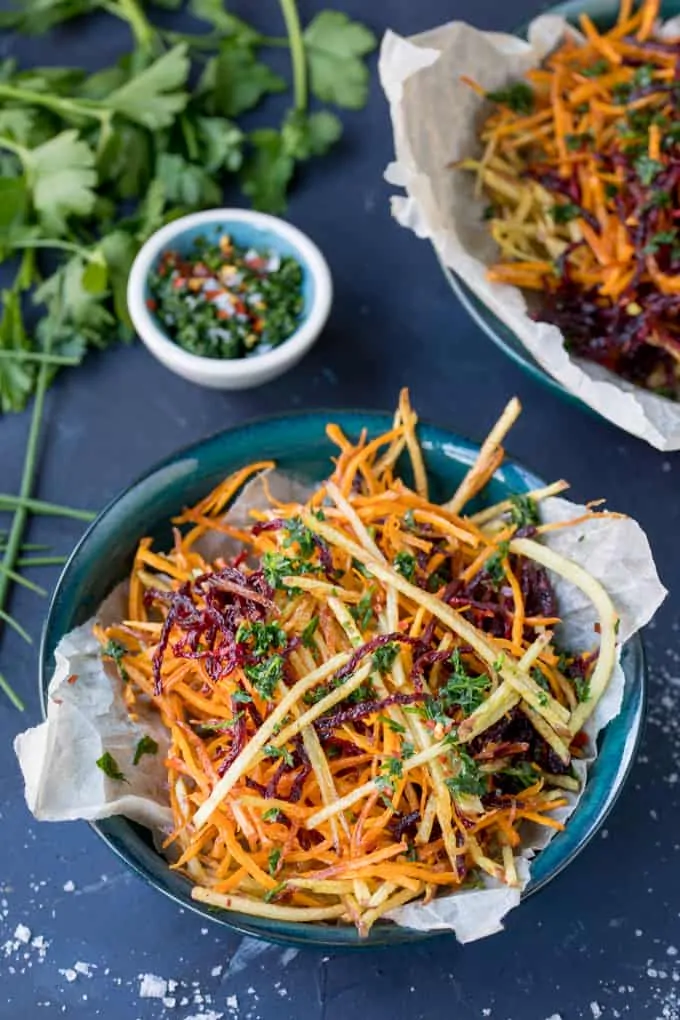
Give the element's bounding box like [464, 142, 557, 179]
[15, 475, 666, 941]
[379, 15, 680, 451]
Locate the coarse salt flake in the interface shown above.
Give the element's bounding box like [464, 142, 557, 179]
[139, 973, 168, 999]
[63, 881, 75, 892]
[590, 1003, 603, 1018]
[14, 924, 31, 944]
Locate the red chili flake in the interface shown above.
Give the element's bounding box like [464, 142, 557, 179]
[67, 674, 78, 685]
[172, 277, 186, 290]
[146, 299, 157, 312]
[203, 290, 221, 301]
[217, 309, 231, 320]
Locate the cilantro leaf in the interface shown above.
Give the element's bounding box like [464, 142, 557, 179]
[156, 151, 221, 208]
[95, 750, 127, 782]
[106, 45, 190, 129]
[486, 81, 534, 114]
[304, 11, 377, 109]
[204, 41, 286, 118]
[195, 116, 243, 174]
[634, 154, 664, 186]
[133, 734, 159, 765]
[282, 109, 343, 159]
[188, 0, 260, 44]
[18, 130, 97, 233]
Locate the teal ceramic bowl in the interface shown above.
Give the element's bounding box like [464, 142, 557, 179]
[446, 0, 680, 412]
[40, 411, 646, 947]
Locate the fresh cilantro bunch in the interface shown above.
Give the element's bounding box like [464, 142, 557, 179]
[0, 0, 376, 413]
[0, 0, 375, 709]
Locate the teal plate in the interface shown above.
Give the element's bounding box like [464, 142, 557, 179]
[444, 0, 680, 413]
[40, 411, 646, 947]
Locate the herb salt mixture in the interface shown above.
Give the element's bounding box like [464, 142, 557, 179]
[148, 235, 304, 359]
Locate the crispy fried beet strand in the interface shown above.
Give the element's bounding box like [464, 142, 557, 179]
[315, 691, 428, 738]
[145, 566, 277, 695]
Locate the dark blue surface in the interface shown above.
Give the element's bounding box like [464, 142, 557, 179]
[1, 1, 679, 1019]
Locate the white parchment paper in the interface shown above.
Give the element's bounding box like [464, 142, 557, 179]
[14, 478, 666, 941]
[379, 15, 680, 451]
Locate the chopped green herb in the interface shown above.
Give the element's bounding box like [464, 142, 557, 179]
[441, 649, 490, 715]
[482, 204, 497, 220]
[244, 654, 284, 700]
[493, 653, 506, 672]
[401, 740, 415, 759]
[268, 847, 282, 875]
[301, 615, 319, 649]
[283, 516, 316, 557]
[200, 715, 244, 732]
[484, 540, 510, 586]
[351, 557, 370, 577]
[605, 182, 619, 199]
[264, 881, 285, 903]
[96, 751, 127, 783]
[643, 229, 678, 255]
[403, 509, 416, 530]
[509, 492, 540, 527]
[565, 131, 593, 151]
[633, 63, 656, 89]
[486, 81, 534, 114]
[502, 761, 539, 788]
[634, 154, 664, 186]
[103, 639, 129, 682]
[551, 202, 581, 225]
[372, 642, 399, 674]
[385, 719, 406, 735]
[351, 586, 375, 630]
[573, 676, 590, 703]
[262, 551, 319, 590]
[133, 734, 159, 765]
[642, 190, 671, 211]
[445, 749, 486, 797]
[580, 59, 609, 78]
[232, 689, 253, 703]
[263, 807, 282, 823]
[394, 550, 416, 581]
[237, 621, 287, 655]
[264, 744, 294, 766]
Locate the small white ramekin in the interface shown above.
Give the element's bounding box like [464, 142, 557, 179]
[127, 209, 333, 390]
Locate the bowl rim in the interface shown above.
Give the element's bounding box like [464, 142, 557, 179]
[38, 407, 647, 946]
[126, 208, 333, 379]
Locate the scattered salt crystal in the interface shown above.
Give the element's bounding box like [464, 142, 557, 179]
[183, 1013, 223, 1020]
[31, 935, 48, 950]
[168, 979, 178, 993]
[590, 1003, 603, 1018]
[226, 995, 239, 1010]
[669, 947, 679, 956]
[162, 997, 176, 1008]
[482, 1010, 491, 1017]
[63, 880, 75, 892]
[74, 962, 94, 977]
[59, 968, 77, 982]
[14, 924, 31, 944]
[211, 965, 223, 977]
[139, 973, 168, 999]
[545, 1015, 563, 1020]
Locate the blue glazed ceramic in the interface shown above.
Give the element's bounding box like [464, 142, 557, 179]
[445, 0, 680, 413]
[40, 411, 646, 947]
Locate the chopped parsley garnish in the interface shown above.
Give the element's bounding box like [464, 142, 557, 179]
[103, 639, 129, 682]
[482, 204, 497, 220]
[573, 676, 591, 703]
[486, 81, 534, 114]
[268, 847, 282, 875]
[301, 615, 319, 649]
[581, 58, 609, 78]
[264, 744, 294, 766]
[633, 63, 655, 89]
[634, 154, 664, 186]
[642, 190, 671, 211]
[484, 540, 510, 586]
[401, 740, 415, 759]
[372, 642, 399, 674]
[351, 586, 375, 629]
[263, 808, 282, 823]
[133, 734, 159, 765]
[385, 718, 406, 734]
[283, 516, 316, 557]
[199, 715, 244, 732]
[643, 229, 678, 256]
[237, 621, 287, 655]
[96, 751, 127, 782]
[376, 754, 404, 793]
[445, 749, 486, 797]
[442, 649, 490, 715]
[502, 761, 540, 788]
[403, 509, 416, 530]
[394, 550, 416, 581]
[509, 492, 540, 527]
[232, 689, 253, 703]
[551, 202, 581, 225]
[565, 131, 593, 151]
[262, 551, 319, 590]
[244, 654, 285, 700]
[264, 882, 285, 903]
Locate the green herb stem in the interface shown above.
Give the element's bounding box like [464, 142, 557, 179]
[0, 495, 96, 521]
[16, 555, 68, 568]
[279, 0, 307, 111]
[0, 350, 81, 367]
[0, 608, 32, 645]
[11, 237, 98, 261]
[0, 672, 25, 712]
[0, 562, 46, 596]
[111, 0, 156, 51]
[0, 86, 106, 124]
